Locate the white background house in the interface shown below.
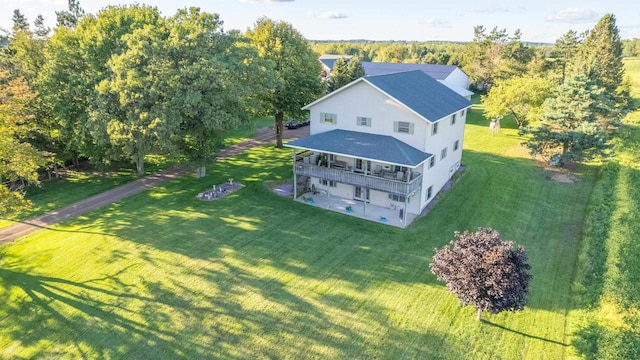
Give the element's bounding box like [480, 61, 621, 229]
[286, 70, 472, 226]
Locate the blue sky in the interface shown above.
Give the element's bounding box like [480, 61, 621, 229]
[1, 0, 639, 43]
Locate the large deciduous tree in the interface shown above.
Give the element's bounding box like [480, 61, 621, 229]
[482, 75, 552, 128]
[430, 228, 532, 322]
[247, 17, 324, 148]
[0, 71, 44, 214]
[520, 75, 616, 166]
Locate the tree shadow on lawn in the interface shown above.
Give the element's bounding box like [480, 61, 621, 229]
[0, 257, 468, 358]
[482, 320, 568, 346]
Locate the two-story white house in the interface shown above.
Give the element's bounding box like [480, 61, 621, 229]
[285, 70, 472, 227]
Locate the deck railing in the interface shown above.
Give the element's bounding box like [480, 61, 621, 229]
[294, 162, 422, 196]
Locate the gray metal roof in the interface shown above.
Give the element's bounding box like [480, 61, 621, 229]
[364, 70, 473, 122]
[284, 129, 432, 167]
[362, 62, 460, 80]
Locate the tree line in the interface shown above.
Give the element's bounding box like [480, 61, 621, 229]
[0, 1, 324, 212]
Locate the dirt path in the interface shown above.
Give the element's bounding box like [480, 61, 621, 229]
[0, 126, 308, 245]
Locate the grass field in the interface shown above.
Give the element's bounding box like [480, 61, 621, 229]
[564, 57, 640, 359]
[0, 117, 273, 231]
[0, 92, 599, 359]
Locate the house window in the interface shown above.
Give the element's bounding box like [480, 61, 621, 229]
[357, 116, 371, 127]
[432, 122, 438, 135]
[394, 121, 414, 134]
[355, 159, 371, 173]
[453, 140, 459, 151]
[451, 114, 456, 125]
[321, 112, 337, 125]
[320, 179, 337, 187]
[428, 157, 435, 168]
[462, 109, 466, 116]
[426, 185, 433, 200]
[441, 147, 447, 160]
[389, 193, 408, 202]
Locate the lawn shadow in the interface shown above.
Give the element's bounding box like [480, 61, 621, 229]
[481, 320, 568, 346]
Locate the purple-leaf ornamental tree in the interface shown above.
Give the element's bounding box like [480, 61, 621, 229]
[429, 228, 532, 322]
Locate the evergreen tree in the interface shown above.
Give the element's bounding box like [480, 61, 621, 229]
[327, 57, 350, 92]
[553, 30, 581, 83]
[33, 15, 50, 39]
[347, 56, 365, 80]
[521, 75, 615, 166]
[55, 0, 85, 29]
[569, 14, 630, 111]
[12, 10, 29, 33]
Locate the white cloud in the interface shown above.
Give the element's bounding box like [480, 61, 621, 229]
[424, 18, 450, 28]
[318, 11, 348, 20]
[546, 8, 599, 24]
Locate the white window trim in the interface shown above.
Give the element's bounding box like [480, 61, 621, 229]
[394, 121, 414, 135]
[320, 112, 337, 125]
[357, 116, 371, 127]
[432, 122, 438, 136]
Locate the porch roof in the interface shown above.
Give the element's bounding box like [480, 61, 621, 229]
[284, 129, 432, 167]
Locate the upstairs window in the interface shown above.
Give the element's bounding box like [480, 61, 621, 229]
[426, 185, 433, 200]
[321, 112, 337, 125]
[394, 121, 414, 134]
[451, 113, 456, 125]
[428, 157, 435, 168]
[441, 147, 447, 160]
[357, 116, 371, 127]
[453, 140, 459, 151]
[432, 122, 439, 136]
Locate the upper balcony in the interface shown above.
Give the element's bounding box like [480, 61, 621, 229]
[294, 161, 422, 196]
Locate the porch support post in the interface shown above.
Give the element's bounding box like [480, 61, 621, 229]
[292, 149, 297, 200]
[404, 197, 408, 227]
[363, 188, 367, 214]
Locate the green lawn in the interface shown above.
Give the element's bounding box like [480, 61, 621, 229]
[0, 98, 596, 358]
[1, 118, 272, 230]
[564, 58, 640, 359]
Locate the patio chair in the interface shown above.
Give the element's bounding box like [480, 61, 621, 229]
[374, 165, 382, 176]
[396, 171, 404, 181]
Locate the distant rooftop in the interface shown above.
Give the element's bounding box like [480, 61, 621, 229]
[319, 54, 354, 70]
